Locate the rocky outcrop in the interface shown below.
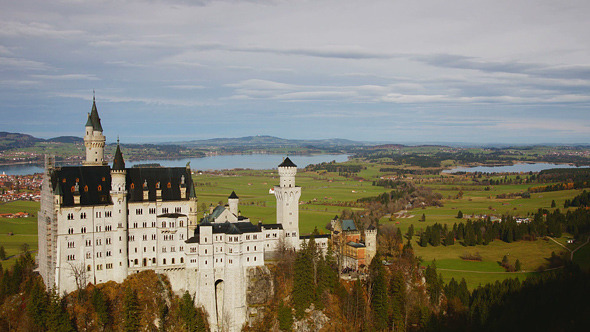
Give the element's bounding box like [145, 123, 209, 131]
[247, 266, 274, 305]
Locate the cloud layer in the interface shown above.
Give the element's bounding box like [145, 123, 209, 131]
[0, 0, 589, 144]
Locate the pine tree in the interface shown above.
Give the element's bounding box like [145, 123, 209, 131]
[369, 256, 388, 330]
[389, 269, 406, 331]
[515, 259, 521, 272]
[0, 246, 6, 260]
[277, 301, 293, 331]
[27, 281, 49, 330]
[123, 288, 141, 332]
[292, 241, 315, 317]
[91, 287, 111, 331]
[407, 224, 415, 239]
[457, 210, 463, 219]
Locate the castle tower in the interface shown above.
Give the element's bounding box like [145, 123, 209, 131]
[110, 142, 128, 282]
[365, 224, 377, 265]
[274, 157, 301, 249]
[228, 191, 239, 216]
[84, 95, 107, 166]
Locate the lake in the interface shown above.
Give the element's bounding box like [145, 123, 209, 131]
[0, 154, 350, 176]
[443, 163, 590, 174]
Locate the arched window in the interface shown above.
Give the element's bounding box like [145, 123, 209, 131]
[167, 182, 171, 188]
[97, 185, 102, 191]
[163, 259, 167, 265]
[84, 185, 88, 192]
[130, 183, 135, 190]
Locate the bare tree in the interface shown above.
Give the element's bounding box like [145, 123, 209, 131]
[68, 262, 88, 298]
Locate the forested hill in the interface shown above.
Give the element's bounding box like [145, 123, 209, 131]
[172, 135, 370, 148]
[0, 132, 83, 150]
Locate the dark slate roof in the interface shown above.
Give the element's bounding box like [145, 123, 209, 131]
[300, 234, 331, 239]
[261, 223, 283, 230]
[185, 236, 199, 244]
[202, 205, 226, 223]
[196, 221, 261, 235]
[87, 97, 103, 132]
[112, 143, 125, 171]
[158, 213, 187, 218]
[347, 241, 366, 248]
[126, 167, 193, 202]
[367, 224, 376, 231]
[342, 219, 357, 232]
[278, 157, 297, 168]
[228, 191, 239, 199]
[51, 166, 112, 207]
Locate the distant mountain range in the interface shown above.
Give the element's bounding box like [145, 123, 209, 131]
[0, 132, 83, 150]
[171, 135, 372, 148]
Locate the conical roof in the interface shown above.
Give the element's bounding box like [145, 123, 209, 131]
[189, 184, 196, 198]
[87, 96, 103, 132]
[228, 191, 239, 199]
[278, 157, 297, 168]
[112, 142, 125, 171]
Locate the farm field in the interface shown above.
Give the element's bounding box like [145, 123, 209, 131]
[1, 158, 588, 288]
[0, 200, 39, 268]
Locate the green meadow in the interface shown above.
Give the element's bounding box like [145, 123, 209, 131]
[0, 200, 39, 268]
[0, 159, 588, 288]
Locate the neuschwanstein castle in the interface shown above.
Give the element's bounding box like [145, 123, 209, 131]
[37, 97, 376, 331]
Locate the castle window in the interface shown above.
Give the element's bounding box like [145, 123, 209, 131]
[106, 250, 112, 257]
[175, 207, 181, 213]
[106, 211, 111, 218]
[266, 234, 269, 238]
[162, 221, 166, 228]
[247, 257, 250, 262]
[180, 220, 184, 227]
[97, 252, 102, 258]
[86, 252, 91, 259]
[96, 238, 102, 245]
[153, 258, 156, 264]
[172, 258, 175, 264]
[162, 208, 168, 214]
[143, 234, 147, 241]
[254, 246, 256, 251]
[143, 222, 147, 228]
[136, 209, 142, 215]
[204, 249, 207, 254]
[180, 257, 184, 263]
[82, 227, 86, 233]
[97, 185, 102, 191]
[162, 247, 167, 253]
[167, 182, 171, 189]
[134, 259, 138, 265]
[87, 265, 91, 271]
[152, 234, 157, 240]
[84, 185, 88, 192]
[163, 259, 166, 265]
[246, 235, 250, 240]
[106, 263, 112, 269]
[80, 212, 86, 219]
[149, 208, 156, 214]
[247, 246, 249, 251]
[130, 183, 135, 190]
[254, 257, 257, 261]
[68, 227, 74, 234]
[180, 246, 184, 252]
[86, 239, 91, 246]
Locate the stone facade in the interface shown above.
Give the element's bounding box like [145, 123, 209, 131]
[37, 98, 375, 331]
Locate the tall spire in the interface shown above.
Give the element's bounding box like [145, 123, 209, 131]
[112, 140, 125, 171]
[89, 93, 103, 132]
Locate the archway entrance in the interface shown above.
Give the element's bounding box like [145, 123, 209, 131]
[215, 279, 224, 328]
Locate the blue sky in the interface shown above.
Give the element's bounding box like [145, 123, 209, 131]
[1, 0, 589, 144]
